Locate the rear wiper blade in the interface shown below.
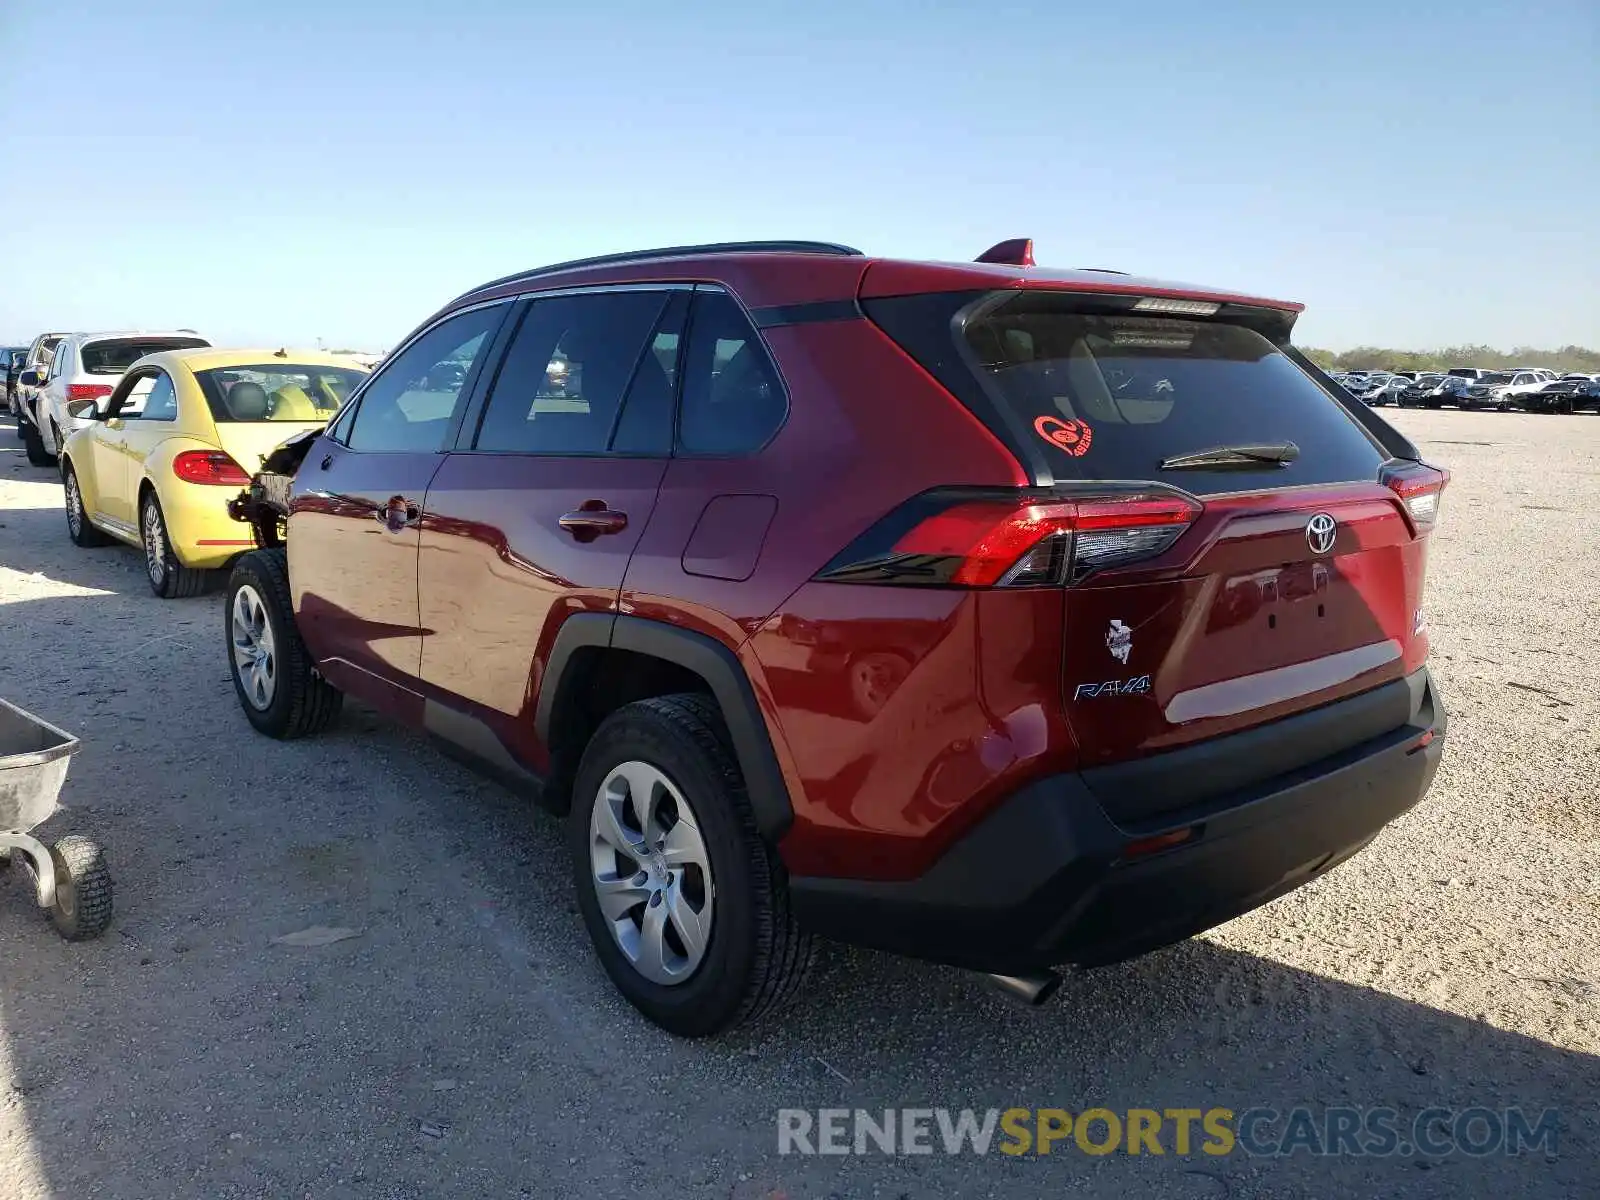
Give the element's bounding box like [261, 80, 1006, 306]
[1160, 441, 1300, 470]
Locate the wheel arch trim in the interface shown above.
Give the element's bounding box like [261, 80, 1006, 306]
[536, 613, 794, 842]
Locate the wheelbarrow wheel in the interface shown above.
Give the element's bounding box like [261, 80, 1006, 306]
[48, 835, 114, 941]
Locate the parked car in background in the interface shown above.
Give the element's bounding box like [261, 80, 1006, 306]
[13, 331, 66, 434]
[1459, 371, 1543, 410]
[1398, 373, 1448, 406]
[218, 238, 1448, 1035]
[3, 347, 26, 419]
[1514, 379, 1585, 413]
[1413, 375, 1472, 408]
[1495, 370, 1557, 408]
[1356, 374, 1408, 406]
[1447, 367, 1493, 382]
[21, 330, 211, 465]
[58, 348, 367, 597]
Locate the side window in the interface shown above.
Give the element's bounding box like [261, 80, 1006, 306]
[677, 291, 786, 455]
[136, 374, 177, 420]
[347, 305, 505, 453]
[474, 290, 671, 455]
[115, 375, 158, 417]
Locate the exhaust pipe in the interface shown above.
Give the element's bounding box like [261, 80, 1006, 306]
[986, 970, 1062, 1007]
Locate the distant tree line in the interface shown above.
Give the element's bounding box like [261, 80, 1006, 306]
[1300, 345, 1600, 374]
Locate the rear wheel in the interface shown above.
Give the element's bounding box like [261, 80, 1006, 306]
[62, 462, 111, 547]
[569, 694, 811, 1036]
[140, 491, 208, 598]
[226, 548, 343, 738]
[21, 416, 54, 466]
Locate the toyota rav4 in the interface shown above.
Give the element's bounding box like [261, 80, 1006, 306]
[223, 239, 1448, 1035]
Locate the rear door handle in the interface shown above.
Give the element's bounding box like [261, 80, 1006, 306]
[558, 499, 628, 542]
[376, 495, 421, 532]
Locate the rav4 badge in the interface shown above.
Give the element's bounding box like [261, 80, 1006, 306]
[1074, 675, 1152, 701]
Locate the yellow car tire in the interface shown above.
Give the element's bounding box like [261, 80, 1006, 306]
[140, 491, 209, 599]
[63, 462, 113, 548]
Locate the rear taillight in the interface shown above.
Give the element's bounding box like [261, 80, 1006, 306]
[1382, 462, 1449, 531]
[173, 450, 251, 486]
[66, 384, 113, 402]
[815, 487, 1202, 588]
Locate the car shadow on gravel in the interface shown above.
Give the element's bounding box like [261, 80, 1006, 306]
[0, 488, 230, 599]
[0, 592, 1593, 1198]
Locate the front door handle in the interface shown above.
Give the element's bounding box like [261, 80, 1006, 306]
[558, 499, 628, 543]
[376, 495, 421, 532]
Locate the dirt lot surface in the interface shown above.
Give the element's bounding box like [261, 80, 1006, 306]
[0, 408, 1595, 1199]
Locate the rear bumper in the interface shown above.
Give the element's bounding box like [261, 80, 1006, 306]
[790, 668, 1446, 973]
[159, 480, 259, 569]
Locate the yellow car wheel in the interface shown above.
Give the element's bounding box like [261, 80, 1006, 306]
[63, 463, 112, 548]
[140, 491, 208, 599]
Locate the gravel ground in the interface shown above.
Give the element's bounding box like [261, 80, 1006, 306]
[0, 408, 1595, 1199]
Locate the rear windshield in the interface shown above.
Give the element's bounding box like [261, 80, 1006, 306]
[81, 337, 209, 375]
[195, 363, 368, 423]
[866, 291, 1386, 493]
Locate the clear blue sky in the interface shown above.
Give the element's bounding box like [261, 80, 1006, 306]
[2, 0, 1595, 352]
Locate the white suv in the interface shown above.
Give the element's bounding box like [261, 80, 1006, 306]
[22, 330, 209, 465]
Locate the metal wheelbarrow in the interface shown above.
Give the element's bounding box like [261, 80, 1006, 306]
[0, 698, 113, 941]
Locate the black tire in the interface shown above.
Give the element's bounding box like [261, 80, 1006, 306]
[139, 490, 208, 598]
[226, 548, 343, 738]
[62, 461, 112, 547]
[21, 415, 54, 466]
[48, 835, 114, 941]
[569, 693, 812, 1036]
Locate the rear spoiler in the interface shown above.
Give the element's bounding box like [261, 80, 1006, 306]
[1284, 346, 1422, 461]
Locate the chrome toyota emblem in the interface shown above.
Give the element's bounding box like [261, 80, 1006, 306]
[1305, 512, 1337, 555]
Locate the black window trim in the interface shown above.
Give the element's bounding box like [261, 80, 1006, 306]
[673, 283, 792, 460]
[451, 282, 696, 459]
[104, 364, 167, 420]
[330, 297, 514, 453]
[131, 368, 178, 423]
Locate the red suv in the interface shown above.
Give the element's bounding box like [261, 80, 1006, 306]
[225, 239, 1448, 1035]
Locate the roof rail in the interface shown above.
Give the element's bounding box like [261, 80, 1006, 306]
[460, 240, 865, 300]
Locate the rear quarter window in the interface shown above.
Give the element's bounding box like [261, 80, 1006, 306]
[867, 290, 1387, 494]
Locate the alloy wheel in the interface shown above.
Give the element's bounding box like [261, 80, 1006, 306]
[65, 471, 84, 537]
[142, 500, 166, 587]
[231, 584, 278, 710]
[588, 760, 715, 985]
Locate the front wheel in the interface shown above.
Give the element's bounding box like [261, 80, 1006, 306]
[140, 491, 208, 598]
[569, 694, 811, 1036]
[63, 462, 111, 547]
[21, 416, 54, 466]
[226, 548, 343, 738]
[48, 835, 114, 941]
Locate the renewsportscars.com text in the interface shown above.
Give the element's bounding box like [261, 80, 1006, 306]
[776, 1106, 1561, 1159]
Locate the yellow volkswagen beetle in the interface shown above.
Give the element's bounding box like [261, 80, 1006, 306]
[59, 349, 369, 597]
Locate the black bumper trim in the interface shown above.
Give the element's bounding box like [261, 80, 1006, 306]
[789, 668, 1445, 973]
